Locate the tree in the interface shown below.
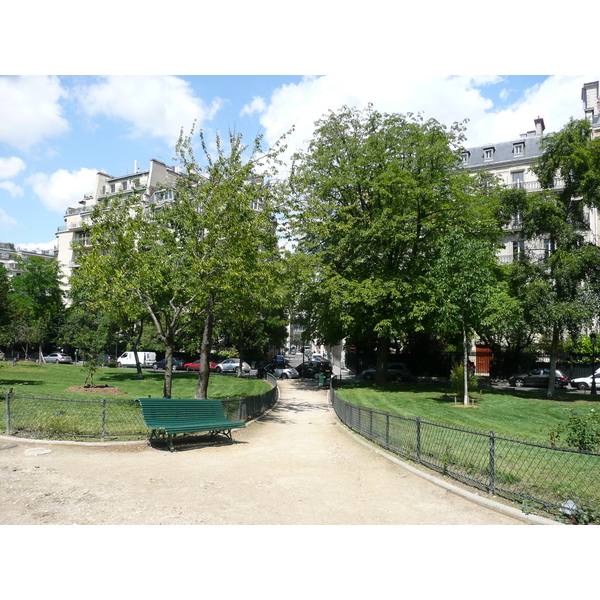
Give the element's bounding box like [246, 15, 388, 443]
[76, 125, 289, 398]
[173, 126, 288, 392]
[288, 105, 499, 384]
[70, 263, 150, 380]
[504, 118, 600, 397]
[8, 256, 64, 360]
[430, 223, 502, 404]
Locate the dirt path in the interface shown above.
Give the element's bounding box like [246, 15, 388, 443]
[0, 379, 539, 525]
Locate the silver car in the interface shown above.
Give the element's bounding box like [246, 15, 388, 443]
[263, 363, 299, 379]
[43, 352, 73, 364]
[215, 358, 251, 374]
[360, 362, 410, 381]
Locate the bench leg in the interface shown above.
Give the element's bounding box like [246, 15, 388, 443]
[168, 434, 175, 452]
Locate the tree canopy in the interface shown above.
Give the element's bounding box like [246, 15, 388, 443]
[288, 105, 503, 383]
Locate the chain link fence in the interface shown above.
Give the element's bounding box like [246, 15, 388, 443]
[330, 389, 600, 521]
[2, 374, 278, 442]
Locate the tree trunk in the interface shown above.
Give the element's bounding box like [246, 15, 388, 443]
[129, 338, 144, 380]
[547, 324, 560, 399]
[375, 335, 389, 385]
[162, 345, 174, 399]
[196, 299, 214, 399]
[463, 322, 470, 406]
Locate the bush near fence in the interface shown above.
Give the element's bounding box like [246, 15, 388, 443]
[2, 374, 278, 442]
[329, 388, 600, 523]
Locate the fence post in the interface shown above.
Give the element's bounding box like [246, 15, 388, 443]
[101, 399, 107, 441]
[386, 413, 390, 447]
[416, 417, 421, 463]
[489, 430, 495, 495]
[5, 389, 10, 434]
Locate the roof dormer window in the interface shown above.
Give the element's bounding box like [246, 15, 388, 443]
[483, 147, 495, 161]
[513, 142, 524, 156]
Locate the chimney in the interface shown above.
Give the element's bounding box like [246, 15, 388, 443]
[534, 116, 545, 136]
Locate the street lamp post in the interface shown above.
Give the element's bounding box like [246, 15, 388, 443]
[591, 332, 597, 396]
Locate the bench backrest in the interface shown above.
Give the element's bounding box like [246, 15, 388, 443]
[138, 398, 230, 425]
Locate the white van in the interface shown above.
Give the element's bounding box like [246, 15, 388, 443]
[117, 351, 156, 368]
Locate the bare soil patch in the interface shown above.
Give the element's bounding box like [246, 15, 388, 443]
[65, 385, 126, 395]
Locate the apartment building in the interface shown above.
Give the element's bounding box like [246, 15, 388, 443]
[0, 242, 58, 278]
[55, 159, 180, 291]
[461, 80, 600, 374]
[462, 80, 600, 266]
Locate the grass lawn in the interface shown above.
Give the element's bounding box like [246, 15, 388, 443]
[0, 361, 271, 401]
[335, 381, 600, 444]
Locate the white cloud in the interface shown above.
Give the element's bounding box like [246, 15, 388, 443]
[240, 96, 267, 117]
[0, 76, 69, 151]
[0, 156, 26, 179]
[75, 75, 223, 147]
[257, 75, 598, 160]
[0, 181, 24, 197]
[28, 167, 98, 213]
[0, 208, 17, 228]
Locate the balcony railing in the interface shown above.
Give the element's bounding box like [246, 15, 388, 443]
[504, 178, 565, 192]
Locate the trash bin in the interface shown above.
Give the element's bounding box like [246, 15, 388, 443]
[318, 372, 325, 387]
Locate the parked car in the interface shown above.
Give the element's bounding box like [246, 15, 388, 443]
[215, 358, 251, 374]
[43, 352, 73, 364]
[152, 357, 185, 371]
[360, 362, 410, 382]
[296, 360, 333, 379]
[259, 363, 299, 379]
[183, 360, 218, 372]
[569, 369, 600, 390]
[311, 354, 326, 362]
[508, 368, 569, 388]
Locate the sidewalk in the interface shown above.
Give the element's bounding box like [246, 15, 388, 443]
[0, 379, 546, 525]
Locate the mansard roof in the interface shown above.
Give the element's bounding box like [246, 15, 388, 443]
[462, 134, 544, 170]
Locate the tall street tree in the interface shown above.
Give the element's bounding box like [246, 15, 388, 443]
[288, 105, 501, 384]
[501, 118, 600, 397]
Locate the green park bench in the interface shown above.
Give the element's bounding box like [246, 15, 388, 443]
[138, 397, 246, 452]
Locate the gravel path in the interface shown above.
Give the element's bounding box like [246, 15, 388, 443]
[0, 379, 541, 525]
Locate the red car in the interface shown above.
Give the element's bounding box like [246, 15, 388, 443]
[183, 360, 218, 372]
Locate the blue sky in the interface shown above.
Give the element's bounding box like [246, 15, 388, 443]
[0, 74, 595, 250]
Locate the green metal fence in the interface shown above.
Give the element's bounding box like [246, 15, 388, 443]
[3, 375, 278, 442]
[330, 389, 600, 522]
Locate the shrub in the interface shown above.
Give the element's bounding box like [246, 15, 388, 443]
[450, 363, 479, 399]
[548, 409, 600, 452]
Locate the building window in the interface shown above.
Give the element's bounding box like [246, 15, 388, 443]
[544, 239, 557, 261]
[461, 151, 470, 164]
[122, 181, 128, 191]
[512, 171, 525, 189]
[513, 143, 524, 156]
[512, 240, 525, 260]
[511, 211, 524, 228]
[483, 147, 494, 161]
[110, 184, 116, 193]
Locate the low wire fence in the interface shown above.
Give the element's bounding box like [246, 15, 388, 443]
[2, 374, 278, 442]
[330, 389, 600, 522]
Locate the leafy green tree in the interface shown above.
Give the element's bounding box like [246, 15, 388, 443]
[75, 125, 289, 398]
[500, 118, 600, 396]
[430, 222, 501, 404]
[69, 270, 149, 380]
[288, 105, 499, 384]
[9, 256, 64, 360]
[173, 126, 289, 392]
